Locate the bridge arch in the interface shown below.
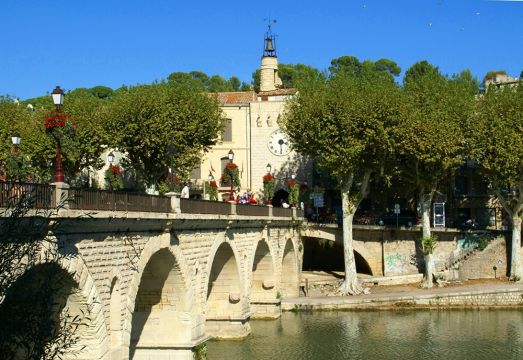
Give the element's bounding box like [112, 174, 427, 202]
[204, 233, 250, 338]
[280, 238, 300, 298]
[250, 239, 277, 307]
[0, 259, 108, 360]
[129, 247, 192, 359]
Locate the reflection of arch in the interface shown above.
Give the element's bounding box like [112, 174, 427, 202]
[0, 261, 107, 360]
[206, 242, 242, 319]
[251, 240, 276, 303]
[130, 248, 190, 359]
[281, 239, 299, 298]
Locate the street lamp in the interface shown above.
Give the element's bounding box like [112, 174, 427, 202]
[208, 172, 214, 182]
[168, 166, 174, 192]
[11, 132, 21, 153]
[51, 86, 65, 182]
[266, 163, 272, 174]
[228, 149, 235, 201]
[291, 174, 296, 180]
[107, 151, 115, 165]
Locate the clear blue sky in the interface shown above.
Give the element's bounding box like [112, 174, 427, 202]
[1, 0, 522, 100]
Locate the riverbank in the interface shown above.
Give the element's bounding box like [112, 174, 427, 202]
[282, 275, 523, 310]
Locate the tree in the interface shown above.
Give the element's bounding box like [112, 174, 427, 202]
[0, 189, 86, 359]
[282, 65, 401, 294]
[228, 76, 241, 91]
[330, 56, 400, 84]
[252, 63, 323, 92]
[107, 82, 225, 186]
[471, 84, 523, 281]
[397, 62, 475, 287]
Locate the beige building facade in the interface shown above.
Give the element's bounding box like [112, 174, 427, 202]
[193, 35, 310, 202]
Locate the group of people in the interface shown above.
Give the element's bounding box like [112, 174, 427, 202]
[236, 189, 256, 204]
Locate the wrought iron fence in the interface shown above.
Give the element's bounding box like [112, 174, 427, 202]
[180, 199, 232, 215]
[272, 207, 293, 218]
[236, 203, 270, 217]
[0, 182, 55, 209]
[69, 188, 171, 213]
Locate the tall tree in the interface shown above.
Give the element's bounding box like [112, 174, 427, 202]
[107, 82, 225, 186]
[397, 62, 475, 287]
[282, 67, 401, 294]
[471, 84, 523, 280]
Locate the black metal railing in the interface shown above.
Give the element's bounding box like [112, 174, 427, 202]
[180, 198, 232, 215]
[69, 188, 171, 213]
[272, 207, 293, 217]
[236, 203, 270, 217]
[0, 182, 304, 219]
[0, 182, 55, 209]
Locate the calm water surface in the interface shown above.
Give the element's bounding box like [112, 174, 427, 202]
[207, 310, 523, 360]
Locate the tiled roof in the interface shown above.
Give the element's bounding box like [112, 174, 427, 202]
[257, 88, 297, 96]
[211, 91, 257, 104]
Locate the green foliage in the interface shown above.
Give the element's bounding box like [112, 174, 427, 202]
[4, 153, 31, 181]
[396, 62, 475, 199]
[107, 82, 225, 186]
[205, 181, 219, 201]
[421, 235, 438, 255]
[288, 183, 300, 207]
[329, 56, 401, 83]
[167, 71, 245, 93]
[282, 57, 401, 186]
[262, 178, 275, 203]
[104, 165, 124, 190]
[404, 60, 441, 85]
[194, 343, 207, 360]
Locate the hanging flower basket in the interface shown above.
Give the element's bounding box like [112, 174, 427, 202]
[263, 173, 275, 203]
[43, 111, 77, 142]
[105, 164, 124, 190]
[288, 179, 300, 207]
[222, 162, 240, 189]
[205, 180, 219, 201]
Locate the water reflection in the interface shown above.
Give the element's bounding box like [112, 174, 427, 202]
[208, 310, 523, 360]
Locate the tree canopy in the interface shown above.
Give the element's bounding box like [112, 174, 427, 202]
[107, 82, 225, 186]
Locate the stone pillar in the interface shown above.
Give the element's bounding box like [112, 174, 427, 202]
[230, 202, 237, 215]
[166, 192, 181, 213]
[205, 317, 251, 340]
[52, 182, 69, 209]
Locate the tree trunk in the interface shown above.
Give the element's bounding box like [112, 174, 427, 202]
[423, 253, 434, 288]
[419, 190, 433, 239]
[419, 189, 434, 288]
[510, 216, 522, 281]
[339, 172, 371, 295]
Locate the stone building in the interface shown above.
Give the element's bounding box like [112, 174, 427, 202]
[191, 28, 311, 202]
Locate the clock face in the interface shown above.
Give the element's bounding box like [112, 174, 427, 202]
[268, 129, 291, 156]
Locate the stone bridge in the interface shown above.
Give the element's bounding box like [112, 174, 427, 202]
[303, 224, 462, 277]
[1, 183, 304, 360]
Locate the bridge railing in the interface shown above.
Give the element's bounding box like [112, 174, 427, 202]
[236, 203, 270, 217]
[0, 182, 55, 209]
[69, 188, 171, 213]
[1, 182, 303, 219]
[180, 198, 232, 215]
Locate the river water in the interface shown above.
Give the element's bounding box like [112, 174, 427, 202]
[208, 310, 523, 359]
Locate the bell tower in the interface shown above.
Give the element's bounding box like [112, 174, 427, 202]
[260, 20, 282, 92]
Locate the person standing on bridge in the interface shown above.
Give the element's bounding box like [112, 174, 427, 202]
[181, 182, 190, 199]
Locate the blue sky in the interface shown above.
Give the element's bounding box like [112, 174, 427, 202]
[1, 0, 522, 99]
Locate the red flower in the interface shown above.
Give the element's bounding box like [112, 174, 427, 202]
[209, 180, 218, 189]
[44, 111, 76, 129]
[287, 179, 298, 188]
[263, 173, 274, 183]
[110, 164, 122, 175]
[225, 162, 238, 171]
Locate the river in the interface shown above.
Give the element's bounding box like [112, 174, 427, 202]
[208, 310, 523, 359]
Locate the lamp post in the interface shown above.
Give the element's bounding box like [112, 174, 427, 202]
[51, 86, 65, 183]
[11, 132, 21, 153]
[107, 151, 114, 165]
[228, 149, 235, 201]
[266, 163, 272, 174]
